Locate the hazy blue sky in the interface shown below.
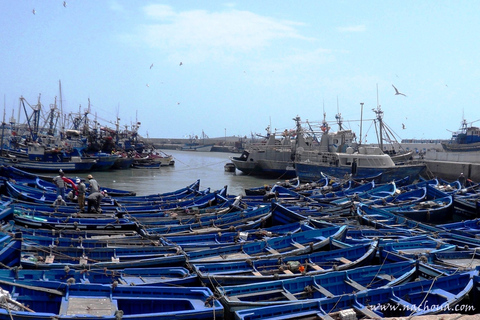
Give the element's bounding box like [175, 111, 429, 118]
[1, 1, 479, 141]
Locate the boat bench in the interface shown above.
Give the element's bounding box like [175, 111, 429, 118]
[228, 289, 297, 301]
[344, 278, 368, 291]
[59, 297, 117, 316]
[334, 257, 352, 264]
[429, 288, 456, 300]
[376, 273, 394, 281]
[312, 284, 334, 298]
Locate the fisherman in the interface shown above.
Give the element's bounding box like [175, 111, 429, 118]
[52, 169, 66, 199]
[87, 190, 106, 213]
[76, 178, 86, 212]
[52, 195, 66, 210]
[458, 172, 467, 188]
[87, 174, 100, 193]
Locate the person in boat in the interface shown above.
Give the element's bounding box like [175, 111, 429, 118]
[66, 190, 77, 202]
[87, 190, 106, 213]
[87, 174, 100, 193]
[52, 170, 66, 199]
[458, 172, 467, 188]
[52, 195, 66, 209]
[76, 178, 86, 212]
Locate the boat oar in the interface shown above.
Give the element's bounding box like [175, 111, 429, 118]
[2, 296, 36, 313]
[0, 278, 64, 296]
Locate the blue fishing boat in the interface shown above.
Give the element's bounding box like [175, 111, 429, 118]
[217, 260, 447, 315]
[185, 226, 347, 264]
[0, 280, 223, 320]
[0, 145, 97, 172]
[234, 270, 478, 319]
[0, 266, 198, 286]
[192, 240, 377, 286]
[17, 240, 187, 269]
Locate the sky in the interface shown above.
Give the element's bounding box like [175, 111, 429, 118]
[1, 1, 480, 142]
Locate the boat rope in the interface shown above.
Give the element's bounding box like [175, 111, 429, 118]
[407, 274, 439, 318]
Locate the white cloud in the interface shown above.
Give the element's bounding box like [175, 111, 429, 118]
[337, 25, 366, 33]
[135, 5, 312, 56]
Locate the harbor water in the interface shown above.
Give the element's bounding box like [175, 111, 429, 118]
[81, 150, 282, 196]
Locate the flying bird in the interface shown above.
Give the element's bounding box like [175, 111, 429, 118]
[146, 84, 150, 87]
[150, 63, 153, 69]
[392, 84, 406, 96]
[402, 123, 406, 129]
[179, 62, 183, 66]
[63, 1, 67, 7]
[32, 9, 36, 14]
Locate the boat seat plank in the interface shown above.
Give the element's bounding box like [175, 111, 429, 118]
[283, 269, 294, 275]
[376, 273, 394, 281]
[353, 303, 381, 319]
[430, 288, 456, 300]
[313, 284, 334, 298]
[267, 248, 280, 255]
[231, 289, 285, 300]
[335, 257, 352, 264]
[60, 297, 117, 316]
[345, 279, 367, 291]
[252, 271, 262, 276]
[292, 242, 306, 249]
[281, 290, 298, 301]
[309, 263, 324, 271]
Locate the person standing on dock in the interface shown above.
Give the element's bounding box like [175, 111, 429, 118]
[87, 174, 100, 193]
[76, 178, 86, 212]
[53, 170, 66, 199]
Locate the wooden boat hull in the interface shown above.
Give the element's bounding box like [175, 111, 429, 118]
[0, 281, 223, 319]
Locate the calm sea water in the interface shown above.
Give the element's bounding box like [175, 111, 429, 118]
[83, 150, 282, 196]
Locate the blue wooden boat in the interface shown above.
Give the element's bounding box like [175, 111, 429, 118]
[384, 194, 454, 223]
[0, 266, 198, 286]
[356, 203, 443, 234]
[161, 221, 316, 250]
[234, 270, 478, 319]
[217, 260, 448, 315]
[141, 204, 272, 236]
[306, 180, 375, 203]
[379, 238, 456, 260]
[428, 250, 480, 270]
[17, 240, 187, 269]
[185, 226, 347, 264]
[0, 280, 223, 320]
[438, 218, 480, 237]
[19, 231, 160, 248]
[0, 148, 96, 173]
[329, 181, 397, 206]
[13, 211, 139, 231]
[192, 240, 378, 286]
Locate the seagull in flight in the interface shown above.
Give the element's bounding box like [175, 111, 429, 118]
[32, 9, 36, 14]
[63, 1, 67, 7]
[392, 84, 406, 96]
[402, 123, 406, 129]
[179, 62, 183, 66]
[150, 63, 154, 69]
[146, 84, 150, 87]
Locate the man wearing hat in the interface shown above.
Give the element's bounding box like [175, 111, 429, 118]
[76, 178, 86, 212]
[87, 174, 100, 193]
